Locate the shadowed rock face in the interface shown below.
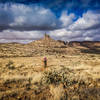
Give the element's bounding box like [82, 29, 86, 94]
[0, 35, 100, 57]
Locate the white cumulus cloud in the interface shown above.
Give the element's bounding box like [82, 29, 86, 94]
[49, 10, 100, 41]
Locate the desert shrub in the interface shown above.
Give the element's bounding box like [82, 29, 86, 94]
[19, 64, 25, 68]
[40, 67, 77, 87]
[26, 77, 32, 90]
[40, 67, 94, 90]
[6, 60, 15, 70]
[41, 70, 62, 85]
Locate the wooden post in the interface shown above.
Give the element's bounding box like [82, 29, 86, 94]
[43, 57, 47, 68]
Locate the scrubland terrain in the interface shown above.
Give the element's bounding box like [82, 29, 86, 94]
[0, 54, 100, 100]
[0, 35, 100, 100]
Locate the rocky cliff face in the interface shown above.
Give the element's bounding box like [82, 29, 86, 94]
[0, 35, 100, 57]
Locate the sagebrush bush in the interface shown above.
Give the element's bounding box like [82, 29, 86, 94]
[6, 60, 15, 70]
[40, 67, 78, 87]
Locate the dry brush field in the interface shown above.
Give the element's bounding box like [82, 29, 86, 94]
[0, 54, 100, 100]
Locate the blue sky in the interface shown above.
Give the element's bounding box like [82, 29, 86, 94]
[0, 0, 100, 43]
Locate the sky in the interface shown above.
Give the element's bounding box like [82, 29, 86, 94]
[0, 0, 100, 43]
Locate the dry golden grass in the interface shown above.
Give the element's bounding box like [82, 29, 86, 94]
[0, 54, 100, 100]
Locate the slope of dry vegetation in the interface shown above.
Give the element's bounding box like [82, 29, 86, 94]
[0, 54, 100, 100]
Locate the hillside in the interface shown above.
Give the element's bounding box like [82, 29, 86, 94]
[0, 34, 100, 57]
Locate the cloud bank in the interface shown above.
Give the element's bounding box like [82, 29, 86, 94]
[0, 2, 100, 43]
[0, 4, 61, 31]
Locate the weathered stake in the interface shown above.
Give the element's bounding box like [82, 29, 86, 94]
[43, 57, 47, 68]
